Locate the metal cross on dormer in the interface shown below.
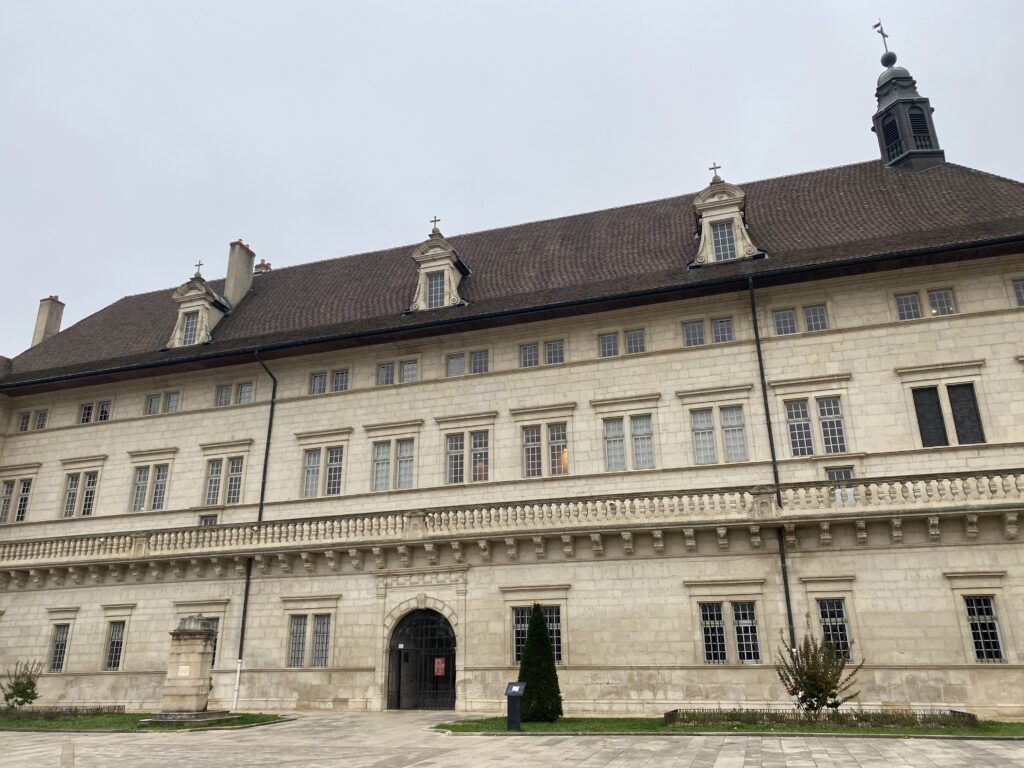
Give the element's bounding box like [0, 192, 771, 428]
[708, 162, 721, 175]
[873, 20, 889, 52]
[194, 260, 204, 277]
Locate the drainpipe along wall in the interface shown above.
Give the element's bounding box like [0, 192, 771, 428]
[747, 275, 797, 650]
[233, 352, 278, 710]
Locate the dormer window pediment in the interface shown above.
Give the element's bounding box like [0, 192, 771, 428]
[408, 223, 471, 312]
[167, 274, 229, 349]
[691, 175, 761, 266]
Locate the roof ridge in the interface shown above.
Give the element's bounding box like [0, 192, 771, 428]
[940, 162, 1024, 188]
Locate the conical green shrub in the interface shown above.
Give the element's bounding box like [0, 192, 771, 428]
[516, 603, 563, 722]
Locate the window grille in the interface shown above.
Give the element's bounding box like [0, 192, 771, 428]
[132, 467, 149, 512]
[63, 474, 81, 517]
[236, 383, 254, 404]
[603, 419, 626, 471]
[711, 221, 737, 261]
[324, 446, 344, 496]
[773, 309, 798, 335]
[215, 385, 233, 407]
[700, 602, 728, 663]
[287, 615, 307, 667]
[964, 596, 1004, 662]
[817, 599, 852, 659]
[15, 479, 31, 522]
[163, 393, 180, 413]
[683, 321, 705, 347]
[817, 397, 847, 454]
[400, 360, 418, 383]
[512, 606, 562, 663]
[151, 466, 168, 510]
[732, 602, 761, 662]
[721, 406, 748, 462]
[786, 400, 815, 456]
[104, 621, 126, 671]
[0, 481, 12, 523]
[225, 458, 243, 504]
[50, 624, 70, 672]
[144, 395, 161, 416]
[17, 413, 31, 432]
[34, 409, 49, 429]
[97, 401, 111, 421]
[711, 317, 734, 343]
[691, 409, 717, 464]
[1014, 279, 1024, 307]
[79, 403, 93, 424]
[80, 472, 98, 516]
[311, 615, 331, 667]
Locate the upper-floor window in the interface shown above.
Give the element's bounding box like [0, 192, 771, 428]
[445, 350, 488, 377]
[518, 339, 568, 368]
[598, 329, 645, 358]
[446, 430, 489, 483]
[144, 392, 180, 416]
[130, 464, 169, 512]
[16, 408, 49, 432]
[426, 271, 446, 309]
[372, 439, 415, 491]
[180, 311, 200, 346]
[683, 317, 735, 347]
[894, 287, 959, 320]
[927, 288, 957, 316]
[894, 292, 923, 320]
[912, 383, 985, 447]
[773, 304, 829, 335]
[690, 405, 748, 464]
[785, 397, 847, 456]
[598, 333, 619, 358]
[204, 457, 244, 506]
[522, 423, 570, 478]
[0, 478, 32, 523]
[79, 400, 112, 424]
[215, 383, 253, 406]
[603, 414, 655, 471]
[711, 221, 737, 261]
[377, 360, 417, 386]
[1013, 279, 1024, 307]
[62, 471, 99, 517]
[302, 446, 345, 497]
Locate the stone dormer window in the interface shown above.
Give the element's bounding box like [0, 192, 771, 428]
[167, 266, 230, 348]
[691, 168, 761, 267]
[408, 220, 470, 312]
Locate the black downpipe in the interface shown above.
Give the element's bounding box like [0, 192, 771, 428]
[233, 352, 277, 706]
[747, 275, 797, 650]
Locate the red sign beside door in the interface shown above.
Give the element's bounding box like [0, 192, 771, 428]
[434, 657, 445, 676]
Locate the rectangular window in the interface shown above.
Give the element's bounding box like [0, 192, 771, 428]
[548, 423, 568, 476]
[395, 439, 414, 490]
[470, 431, 489, 482]
[786, 400, 815, 456]
[1014, 279, 1024, 307]
[817, 397, 847, 454]
[927, 288, 958, 316]
[683, 321, 706, 347]
[624, 328, 646, 355]
[287, 615, 307, 668]
[215, 385, 233, 407]
[376, 363, 395, 386]
[817, 599, 852, 660]
[519, 343, 539, 368]
[630, 414, 655, 469]
[236, 383, 254, 404]
[181, 311, 200, 346]
[523, 426, 542, 478]
[399, 360, 418, 384]
[732, 602, 761, 663]
[446, 434, 465, 484]
[711, 317, 734, 343]
[512, 606, 562, 664]
[699, 602, 728, 663]
[0, 480, 13, 524]
[773, 309, 798, 335]
[207, 617, 220, 669]
[80, 471, 99, 516]
[96, 401, 111, 421]
[603, 418, 626, 471]
[49, 623, 70, 673]
[372, 442, 391, 491]
[598, 333, 619, 358]
[17, 413, 30, 432]
[964, 596, 1004, 662]
[947, 383, 985, 444]
[104, 620, 126, 671]
[62, 473, 81, 517]
[151, 465, 168, 510]
[446, 353, 465, 377]
[711, 221, 736, 261]
[163, 392, 180, 413]
[544, 340, 565, 365]
[721, 405, 748, 462]
[803, 304, 829, 332]
[79, 403, 94, 424]
[131, 467, 150, 512]
[912, 387, 948, 447]
[204, 459, 223, 506]
[691, 409, 717, 465]
[311, 614, 331, 668]
[895, 292, 923, 320]
[331, 369, 350, 392]
[324, 447, 344, 495]
[144, 395, 161, 416]
[826, 467, 854, 482]
[225, 457, 243, 504]
[470, 350, 489, 374]
[62, 471, 98, 518]
[199, 514, 219, 527]
[426, 271, 445, 309]
[302, 449, 321, 497]
[34, 409, 49, 430]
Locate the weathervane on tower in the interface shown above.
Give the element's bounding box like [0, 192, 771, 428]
[873, 19, 889, 53]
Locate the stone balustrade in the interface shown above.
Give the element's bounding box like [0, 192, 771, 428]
[0, 471, 1020, 572]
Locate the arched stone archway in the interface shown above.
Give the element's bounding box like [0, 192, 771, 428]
[386, 609, 456, 710]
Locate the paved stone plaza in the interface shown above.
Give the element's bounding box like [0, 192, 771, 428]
[1, 712, 1022, 768]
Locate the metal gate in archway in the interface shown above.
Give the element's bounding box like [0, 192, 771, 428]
[386, 609, 456, 710]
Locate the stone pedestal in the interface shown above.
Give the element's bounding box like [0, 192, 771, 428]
[159, 614, 219, 715]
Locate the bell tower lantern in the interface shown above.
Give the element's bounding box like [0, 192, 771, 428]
[871, 46, 945, 171]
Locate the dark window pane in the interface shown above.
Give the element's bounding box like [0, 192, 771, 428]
[947, 384, 985, 445]
[912, 388, 948, 447]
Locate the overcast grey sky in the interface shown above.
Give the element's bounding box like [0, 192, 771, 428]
[2, 1, 1022, 359]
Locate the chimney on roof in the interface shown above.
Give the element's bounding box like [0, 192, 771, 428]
[31, 295, 64, 347]
[254, 258, 272, 274]
[224, 239, 256, 309]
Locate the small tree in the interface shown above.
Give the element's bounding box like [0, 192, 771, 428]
[1, 660, 44, 709]
[776, 632, 863, 714]
[517, 603, 563, 722]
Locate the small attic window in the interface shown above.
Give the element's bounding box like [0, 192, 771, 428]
[909, 107, 932, 149]
[181, 311, 200, 346]
[711, 222, 737, 261]
[426, 272, 445, 309]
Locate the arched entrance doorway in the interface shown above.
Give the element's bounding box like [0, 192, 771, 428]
[387, 609, 456, 709]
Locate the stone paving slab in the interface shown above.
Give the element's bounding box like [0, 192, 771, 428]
[1, 712, 1022, 768]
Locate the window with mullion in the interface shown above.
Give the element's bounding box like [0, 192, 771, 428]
[732, 602, 761, 663]
[711, 317, 734, 343]
[603, 419, 626, 471]
[446, 435, 465, 484]
[544, 340, 565, 365]
[399, 360, 418, 383]
[470, 350, 489, 374]
[205, 459, 223, 506]
[773, 309, 798, 335]
[691, 409, 717, 464]
[624, 329, 646, 355]
[522, 426, 542, 478]
[785, 400, 814, 456]
[721, 406, 748, 462]
[372, 442, 391, 491]
[699, 602, 728, 663]
[927, 288, 957, 316]
[181, 311, 200, 346]
[548, 423, 568, 476]
[803, 304, 829, 332]
[711, 221, 736, 261]
[816, 397, 847, 454]
[598, 333, 619, 358]
[63, 471, 99, 518]
[630, 414, 655, 469]
[395, 439, 414, 489]
[215, 385, 233, 407]
[331, 369, 350, 392]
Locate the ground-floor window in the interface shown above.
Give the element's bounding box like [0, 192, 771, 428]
[512, 606, 562, 664]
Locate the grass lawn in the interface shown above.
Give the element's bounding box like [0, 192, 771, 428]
[437, 716, 1024, 738]
[0, 712, 282, 731]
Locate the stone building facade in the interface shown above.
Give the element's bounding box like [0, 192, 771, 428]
[0, 53, 1022, 717]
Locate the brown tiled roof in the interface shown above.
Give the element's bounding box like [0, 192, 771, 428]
[4, 161, 1024, 387]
